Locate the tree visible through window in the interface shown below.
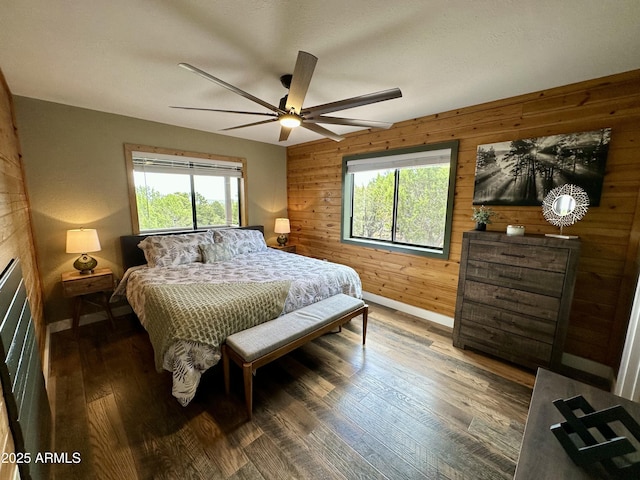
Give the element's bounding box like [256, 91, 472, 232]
[343, 142, 458, 258]
[124, 145, 246, 233]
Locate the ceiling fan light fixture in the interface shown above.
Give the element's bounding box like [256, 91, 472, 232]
[177, 51, 401, 141]
[279, 113, 301, 128]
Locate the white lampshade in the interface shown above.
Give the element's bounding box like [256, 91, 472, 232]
[274, 218, 290, 234]
[66, 228, 101, 254]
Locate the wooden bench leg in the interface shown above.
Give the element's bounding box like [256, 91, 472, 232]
[225, 301, 368, 418]
[222, 345, 230, 395]
[362, 306, 368, 345]
[242, 363, 253, 419]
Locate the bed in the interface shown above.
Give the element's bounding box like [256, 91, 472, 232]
[113, 226, 362, 406]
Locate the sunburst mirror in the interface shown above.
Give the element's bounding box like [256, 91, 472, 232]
[542, 184, 589, 239]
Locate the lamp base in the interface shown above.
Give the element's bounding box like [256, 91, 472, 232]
[277, 234, 288, 246]
[73, 254, 98, 274]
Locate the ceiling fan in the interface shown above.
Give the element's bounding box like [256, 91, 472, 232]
[172, 51, 402, 142]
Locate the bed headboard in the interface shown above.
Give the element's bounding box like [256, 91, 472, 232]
[120, 225, 265, 271]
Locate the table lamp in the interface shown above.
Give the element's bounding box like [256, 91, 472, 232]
[66, 228, 101, 274]
[274, 218, 290, 246]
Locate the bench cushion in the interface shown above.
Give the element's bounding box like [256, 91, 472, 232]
[225, 294, 365, 362]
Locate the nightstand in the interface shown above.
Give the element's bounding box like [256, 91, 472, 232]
[269, 244, 296, 253]
[61, 267, 116, 333]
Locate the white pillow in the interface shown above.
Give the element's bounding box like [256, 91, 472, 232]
[214, 229, 267, 256]
[138, 231, 215, 267]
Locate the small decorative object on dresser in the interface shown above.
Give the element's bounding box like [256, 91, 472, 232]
[61, 267, 116, 333]
[542, 183, 590, 239]
[506, 224, 525, 236]
[471, 205, 496, 231]
[453, 231, 580, 371]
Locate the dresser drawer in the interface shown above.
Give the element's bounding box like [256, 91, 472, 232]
[465, 259, 566, 297]
[456, 323, 553, 368]
[460, 302, 556, 343]
[468, 240, 569, 273]
[62, 273, 113, 297]
[463, 280, 561, 322]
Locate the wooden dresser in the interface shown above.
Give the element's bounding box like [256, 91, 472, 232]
[453, 231, 580, 370]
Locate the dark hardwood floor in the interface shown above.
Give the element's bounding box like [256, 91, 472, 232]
[49, 303, 534, 480]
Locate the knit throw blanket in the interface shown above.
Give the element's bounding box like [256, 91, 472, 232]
[144, 281, 291, 372]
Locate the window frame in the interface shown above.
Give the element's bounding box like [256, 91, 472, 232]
[341, 141, 458, 259]
[124, 144, 248, 234]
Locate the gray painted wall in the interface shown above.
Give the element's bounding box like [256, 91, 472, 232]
[13, 96, 287, 322]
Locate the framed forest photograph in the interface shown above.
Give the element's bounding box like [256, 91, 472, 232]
[472, 128, 611, 206]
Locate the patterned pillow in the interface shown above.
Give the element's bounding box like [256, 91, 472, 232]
[214, 228, 267, 256]
[199, 242, 234, 263]
[138, 231, 215, 267]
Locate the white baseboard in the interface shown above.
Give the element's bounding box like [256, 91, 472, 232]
[46, 305, 132, 335]
[362, 291, 454, 328]
[562, 352, 614, 383]
[43, 322, 51, 391]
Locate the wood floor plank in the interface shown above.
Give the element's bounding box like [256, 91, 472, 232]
[51, 372, 94, 480]
[189, 410, 250, 477]
[311, 408, 432, 480]
[100, 329, 224, 480]
[78, 332, 114, 403]
[86, 394, 139, 480]
[242, 434, 304, 480]
[249, 378, 345, 479]
[49, 332, 94, 480]
[334, 388, 511, 479]
[467, 416, 524, 463]
[276, 354, 336, 398]
[51, 304, 534, 480]
[227, 461, 266, 480]
[304, 423, 387, 480]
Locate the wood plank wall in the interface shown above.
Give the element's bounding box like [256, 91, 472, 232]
[0, 68, 47, 478]
[286, 69, 640, 370]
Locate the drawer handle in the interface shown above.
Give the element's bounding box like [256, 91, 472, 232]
[495, 316, 518, 326]
[498, 273, 522, 281]
[495, 295, 518, 303]
[500, 252, 526, 258]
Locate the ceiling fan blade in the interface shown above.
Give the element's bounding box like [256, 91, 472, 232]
[179, 63, 285, 114]
[221, 118, 278, 131]
[286, 51, 317, 114]
[279, 126, 292, 142]
[170, 106, 277, 117]
[301, 122, 345, 142]
[303, 88, 402, 117]
[305, 116, 393, 129]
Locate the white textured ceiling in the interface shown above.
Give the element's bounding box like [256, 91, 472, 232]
[1, 0, 639, 146]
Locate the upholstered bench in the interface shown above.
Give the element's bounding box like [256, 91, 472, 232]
[222, 294, 368, 417]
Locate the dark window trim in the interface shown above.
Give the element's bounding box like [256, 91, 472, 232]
[341, 140, 459, 259]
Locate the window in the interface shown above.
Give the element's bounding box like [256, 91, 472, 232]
[342, 141, 458, 258]
[124, 144, 247, 233]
